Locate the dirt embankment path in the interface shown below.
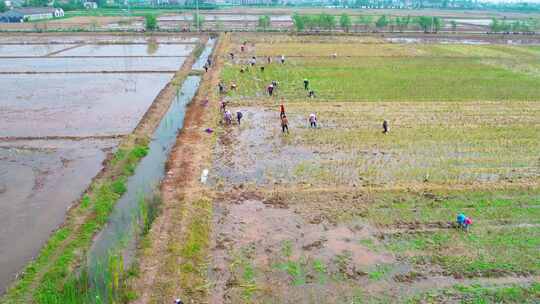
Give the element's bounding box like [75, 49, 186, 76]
[131, 34, 228, 304]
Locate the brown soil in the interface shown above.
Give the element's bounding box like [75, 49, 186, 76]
[131, 34, 224, 304]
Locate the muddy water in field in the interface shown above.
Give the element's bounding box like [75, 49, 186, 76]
[0, 44, 74, 57]
[54, 44, 194, 57]
[211, 107, 356, 187]
[0, 139, 118, 294]
[211, 197, 395, 303]
[193, 37, 216, 70]
[0, 73, 173, 137]
[0, 35, 200, 44]
[88, 76, 202, 294]
[0, 56, 186, 72]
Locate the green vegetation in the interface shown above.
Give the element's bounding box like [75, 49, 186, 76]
[373, 189, 540, 277]
[192, 12, 205, 30]
[490, 17, 540, 33]
[408, 282, 540, 303]
[375, 15, 389, 30]
[0, 1, 7, 13]
[291, 12, 336, 31]
[416, 16, 443, 33]
[144, 14, 157, 31]
[222, 56, 540, 102]
[166, 198, 212, 299]
[257, 15, 271, 31]
[1, 142, 150, 303]
[339, 13, 352, 32]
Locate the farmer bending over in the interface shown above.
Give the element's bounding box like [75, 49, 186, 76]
[382, 120, 389, 134]
[218, 82, 225, 94]
[456, 213, 473, 231]
[281, 115, 289, 134]
[267, 83, 274, 96]
[224, 110, 233, 125]
[236, 111, 243, 125]
[280, 102, 286, 118]
[308, 90, 316, 98]
[280, 55, 286, 64]
[309, 113, 317, 128]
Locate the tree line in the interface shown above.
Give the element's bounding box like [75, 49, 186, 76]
[292, 13, 444, 33]
[489, 18, 540, 34]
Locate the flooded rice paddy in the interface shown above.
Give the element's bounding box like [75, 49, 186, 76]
[53, 43, 194, 57]
[0, 73, 174, 137]
[0, 138, 118, 293]
[0, 34, 198, 294]
[0, 57, 186, 73]
[0, 44, 75, 57]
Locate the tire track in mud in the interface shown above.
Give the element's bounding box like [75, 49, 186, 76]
[44, 44, 83, 57]
[0, 37, 206, 304]
[0, 135, 124, 142]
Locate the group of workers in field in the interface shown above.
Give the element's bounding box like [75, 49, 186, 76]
[218, 43, 392, 135]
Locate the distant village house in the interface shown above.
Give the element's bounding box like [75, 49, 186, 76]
[0, 7, 64, 22]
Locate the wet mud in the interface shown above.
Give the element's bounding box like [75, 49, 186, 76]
[53, 43, 194, 57]
[211, 196, 395, 303]
[0, 73, 174, 137]
[0, 44, 75, 57]
[0, 34, 200, 44]
[211, 107, 356, 188]
[0, 139, 118, 294]
[0, 57, 187, 73]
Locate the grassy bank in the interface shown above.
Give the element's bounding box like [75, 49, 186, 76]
[0, 140, 149, 304]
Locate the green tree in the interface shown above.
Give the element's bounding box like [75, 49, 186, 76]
[145, 14, 157, 31]
[489, 18, 500, 33]
[433, 17, 443, 32]
[416, 16, 432, 33]
[258, 15, 271, 31]
[318, 13, 336, 30]
[450, 20, 457, 32]
[416, 16, 442, 33]
[395, 15, 410, 32]
[375, 15, 389, 30]
[292, 13, 305, 31]
[0, 1, 6, 13]
[355, 15, 373, 32]
[192, 12, 204, 31]
[28, 0, 48, 7]
[339, 13, 352, 32]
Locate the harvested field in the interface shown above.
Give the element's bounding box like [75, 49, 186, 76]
[201, 33, 540, 303]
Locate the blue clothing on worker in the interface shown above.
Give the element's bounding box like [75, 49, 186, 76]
[457, 213, 466, 225]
